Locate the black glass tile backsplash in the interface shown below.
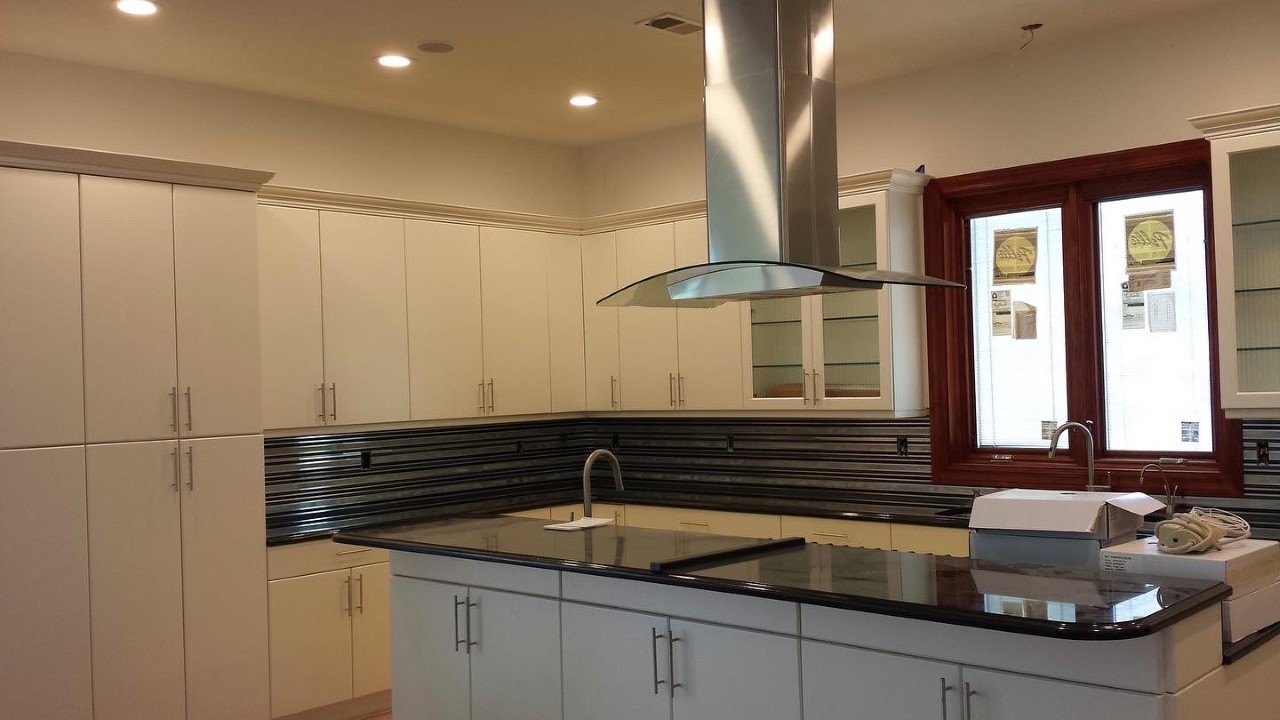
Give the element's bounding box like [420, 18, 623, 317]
[265, 417, 1280, 544]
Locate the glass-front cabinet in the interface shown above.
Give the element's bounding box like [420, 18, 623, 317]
[1194, 104, 1280, 414]
[740, 169, 929, 414]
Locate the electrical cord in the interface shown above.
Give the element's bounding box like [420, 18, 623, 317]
[1154, 507, 1251, 554]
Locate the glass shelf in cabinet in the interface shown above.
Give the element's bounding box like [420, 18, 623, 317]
[1232, 218, 1280, 229]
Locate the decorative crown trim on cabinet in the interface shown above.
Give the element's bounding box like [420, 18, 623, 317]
[0, 140, 275, 191]
[257, 168, 923, 235]
[1189, 103, 1280, 139]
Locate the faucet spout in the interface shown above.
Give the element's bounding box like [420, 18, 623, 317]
[1048, 421, 1097, 492]
[582, 449, 623, 519]
[1140, 457, 1186, 519]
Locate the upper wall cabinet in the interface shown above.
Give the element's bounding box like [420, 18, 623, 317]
[479, 227, 553, 416]
[82, 176, 262, 443]
[673, 219, 744, 410]
[616, 224, 682, 410]
[1194, 104, 1280, 416]
[741, 170, 929, 415]
[582, 232, 621, 411]
[0, 168, 84, 449]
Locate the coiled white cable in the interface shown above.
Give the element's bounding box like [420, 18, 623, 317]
[1154, 507, 1251, 554]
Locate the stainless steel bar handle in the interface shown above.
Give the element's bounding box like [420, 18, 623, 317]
[812, 531, 847, 539]
[329, 383, 337, 421]
[170, 387, 179, 431]
[478, 382, 486, 412]
[964, 682, 976, 720]
[171, 448, 180, 491]
[650, 628, 665, 694]
[678, 375, 686, 408]
[940, 678, 953, 720]
[802, 370, 811, 404]
[453, 596, 465, 651]
[669, 373, 677, 407]
[318, 384, 327, 420]
[610, 375, 618, 408]
[355, 573, 364, 614]
[812, 370, 821, 405]
[466, 599, 478, 653]
[679, 520, 709, 527]
[342, 576, 351, 617]
[185, 447, 195, 491]
[334, 548, 372, 556]
[184, 386, 193, 431]
[667, 630, 681, 698]
[487, 380, 495, 413]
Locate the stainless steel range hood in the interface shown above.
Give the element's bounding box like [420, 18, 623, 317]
[599, 0, 961, 308]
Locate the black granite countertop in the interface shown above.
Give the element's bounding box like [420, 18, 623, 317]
[335, 514, 1229, 641]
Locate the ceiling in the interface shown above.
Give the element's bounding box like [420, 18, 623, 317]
[0, 0, 1241, 146]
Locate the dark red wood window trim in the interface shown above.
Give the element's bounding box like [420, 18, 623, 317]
[923, 140, 1243, 497]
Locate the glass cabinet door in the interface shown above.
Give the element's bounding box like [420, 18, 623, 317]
[745, 297, 810, 407]
[1227, 145, 1280, 396]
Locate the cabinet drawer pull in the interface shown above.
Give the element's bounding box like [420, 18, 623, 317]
[811, 370, 821, 404]
[678, 375, 686, 408]
[185, 447, 195, 491]
[679, 520, 709, 527]
[940, 678, 953, 720]
[812, 531, 848, 539]
[802, 370, 811, 404]
[329, 383, 338, 421]
[342, 576, 352, 617]
[478, 381, 486, 412]
[610, 375, 618, 408]
[650, 627, 665, 694]
[355, 573, 364, 613]
[964, 682, 976, 719]
[335, 548, 373, 556]
[171, 448, 180, 492]
[453, 595, 465, 651]
[170, 387, 179, 431]
[466, 599, 478, 653]
[667, 630, 681, 698]
[318, 383, 327, 420]
[184, 386, 193, 431]
[487, 379, 495, 413]
[669, 373, 677, 408]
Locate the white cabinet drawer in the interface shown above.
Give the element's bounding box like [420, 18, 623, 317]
[268, 538, 390, 580]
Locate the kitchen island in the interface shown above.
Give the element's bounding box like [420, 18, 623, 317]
[335, 515, 1280, 720]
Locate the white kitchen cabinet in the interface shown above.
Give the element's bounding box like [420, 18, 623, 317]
[405, 220, 485, 421]
[0, 167, 84, 449]
[0, 446, 93, 720]
[617, 224, 682, 410]
[547, 232, 588, 412]
[480, 227, 553, 416]
[674, 218, 744, 410]
[80, 176, 180, 443]
[320, 211, 411, 425]
[392, 577, 560, 720]
[562, 603, 671, 720]
[352, 562, 393, 698]
[625, 505, 782, 538]
[174, 186, 262, 437]
[960, 667, 1161, 720]
[1194, 105, 1280, 414]
[88, 436, 269, 720]
[802, 640, 962, 720]
[582, 232, 621, 410]
[742, 171, 929, 415]
[669, 618, 801, 720]
[268, 569, 354, 717]
[779, 515, 893, 550]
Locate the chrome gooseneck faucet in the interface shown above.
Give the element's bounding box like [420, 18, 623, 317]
[1047, 421, 1099, 492]
[582, 449, 624, 519]
[1140, 457, 1187, 519]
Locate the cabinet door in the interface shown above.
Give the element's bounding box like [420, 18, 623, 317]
[174, 186, 262, 436]
[617, 224, 680, 410]
[480, 227, 552, 416]
[669, 619, 800, 720]
[890, 523, 970, 557]
[469, 587, 563, 720]
[391, 577, 470, 720]
[0, 167, 84, 449]
[961, 667, 1161, 720]
[742, 297, 813, 409]
[81, 176, 179, 443]
[802, 640, 961, 720]
[268, 569, 354, 717]
[0, 447, 92, 720]
[779, 516, 892, 549]
[563, 603, 670, 720]
[352, 562, 392, 698]
[548, 233, 587, 412]
[674, 219, 743, 410]
[86, 440, 187, 720]
[582, 232, 621, 410]
[257, 205, 326, 430]
[405, 220, 484, 420]
[319, 212, 411, 425]
[180, 435, 270, 720]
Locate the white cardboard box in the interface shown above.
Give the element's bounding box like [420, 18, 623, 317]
[1099, 536, 1280, 598]
[970, 490, 1165, 540]
[1223, 579, 1280, 642]
[970, 530, 1135, 570]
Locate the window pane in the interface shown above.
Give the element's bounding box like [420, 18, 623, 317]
[970, 209, 1069, 448]
[1098, 191, 1213, 452]
[749, 298, 804, 398]
[821, 203, 880, 398]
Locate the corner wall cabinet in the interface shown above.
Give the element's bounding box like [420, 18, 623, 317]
[741, 170, 930, 414]
[1193, 104, 1280, 415]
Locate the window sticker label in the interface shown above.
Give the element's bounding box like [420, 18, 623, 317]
[1012, 301, 1038, 340]
[1041, 421, 1058, 440]
[1181, 422, 1200, 443]
[1122, 282, 1146, 330]
[1125, 210, 1176, 273]
[1148, 291, 1177, 332]
[993, 227, 1038, 285]
[1126, 269, 1172, 292]
[991, 290, 1011, 336]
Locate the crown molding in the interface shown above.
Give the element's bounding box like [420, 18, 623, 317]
[1189, 103, 1280, 139]
[579, 200, 708, 234]
[0, 140, 274, 191]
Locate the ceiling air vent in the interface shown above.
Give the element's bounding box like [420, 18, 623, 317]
[637, 13, 702, 36]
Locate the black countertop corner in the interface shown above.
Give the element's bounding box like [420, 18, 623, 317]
[334, 514, 1230, 642]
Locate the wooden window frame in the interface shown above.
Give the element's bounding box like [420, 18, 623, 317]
[923, 140, 1243, 497]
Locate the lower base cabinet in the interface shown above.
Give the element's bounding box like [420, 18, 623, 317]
[562, 602, 801, 720]
[392, 577, 562, 720]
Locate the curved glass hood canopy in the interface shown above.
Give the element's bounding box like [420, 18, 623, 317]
[599, 0, 962, 308]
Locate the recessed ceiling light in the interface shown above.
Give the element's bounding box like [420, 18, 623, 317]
[376, 55, 413, 68]
[115, 0, 158, 16]
[569, 94, 598, 108]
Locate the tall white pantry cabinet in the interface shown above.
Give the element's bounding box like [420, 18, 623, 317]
[0, 142, 274, 720]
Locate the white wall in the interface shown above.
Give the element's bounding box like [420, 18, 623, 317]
[581, 0, 1280, 216]
[0, 51, 582, 217]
